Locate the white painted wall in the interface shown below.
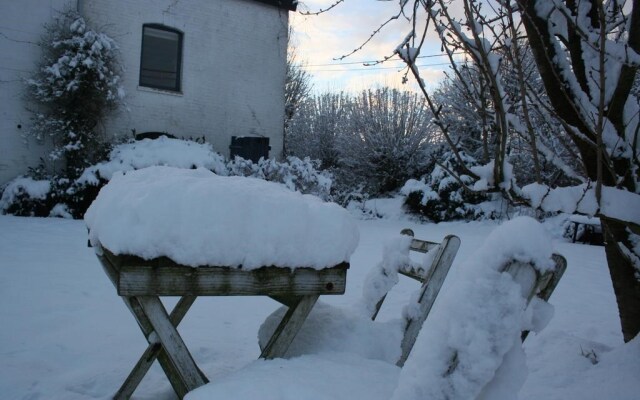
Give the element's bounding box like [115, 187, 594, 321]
[81, 0, 288, 160]
[0, 0, 73, 185]
[0, 0, 288, 186]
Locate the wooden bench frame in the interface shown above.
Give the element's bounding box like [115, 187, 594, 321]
[96, 248, 348, 399]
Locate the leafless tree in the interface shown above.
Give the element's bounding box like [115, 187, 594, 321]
[284, 42, 313, 156]
[324, 0, 639, 341]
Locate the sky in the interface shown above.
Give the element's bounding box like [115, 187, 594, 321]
[289, 0, 453, 94]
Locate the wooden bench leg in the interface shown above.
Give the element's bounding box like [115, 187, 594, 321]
[260, 295, 319, 359]
[114, 295, 201, 400]
[117, 295, 207, 399]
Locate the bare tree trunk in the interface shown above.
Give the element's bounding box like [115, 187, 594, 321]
[601, 218, 640, 342]
[519, 0, 640, 341]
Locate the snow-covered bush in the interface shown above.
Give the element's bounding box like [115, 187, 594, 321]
[0, 172, 107, 219]
[27, 10, 123, 178]
[336, 88, 434, 195]
[287, 88, 436, 197]
[227, 156, 333, 201]
[286, 92, 348, 170]
[77, 137, 228, 184]
[401, 150, 489, 222]
[1, 137, 333, 219]
[0, 177, 53, 217]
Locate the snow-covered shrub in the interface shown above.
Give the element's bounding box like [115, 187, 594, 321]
[227, 156, 333, 201]
[330, 181, 369, 208]
[402, 150, 488, 222]
[77, 137, 228, 185]
[286, 92, 348, 170]
[0, 173, 103, 219]
[287, 88, 436, 197]
[2, 137, 334, 219]
[336, 88, 434, 195]
[0, 177, 53, 217]
[27, 10, 123, 178]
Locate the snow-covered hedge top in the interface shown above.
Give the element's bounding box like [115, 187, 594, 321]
[77, 137, 228, 184]
[85, 166, 359, 269]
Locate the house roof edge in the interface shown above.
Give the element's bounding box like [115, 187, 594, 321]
[251, 0, 297, 11]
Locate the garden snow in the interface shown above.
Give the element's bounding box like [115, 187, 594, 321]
[85, 166, 358, 269]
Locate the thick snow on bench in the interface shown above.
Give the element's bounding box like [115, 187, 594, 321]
[85, 166, 359, 269]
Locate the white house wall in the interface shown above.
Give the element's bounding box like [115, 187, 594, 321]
[81, 0, 288, 160]
[0, 0, 288, 186]
[0, 0, 73, 186]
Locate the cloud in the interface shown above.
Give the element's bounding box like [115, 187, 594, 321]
[290, 0, 450, 92]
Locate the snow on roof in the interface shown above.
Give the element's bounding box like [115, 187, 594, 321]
[85, 166, 358, 269]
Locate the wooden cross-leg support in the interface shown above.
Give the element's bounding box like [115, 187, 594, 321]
[115, 295, 207, 400]
[96, 250, 346, 398]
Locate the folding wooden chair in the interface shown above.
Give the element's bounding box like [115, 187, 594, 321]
[367, 229, 460, 366]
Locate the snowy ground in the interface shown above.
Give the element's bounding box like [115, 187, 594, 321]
[0, 213, 638, 399]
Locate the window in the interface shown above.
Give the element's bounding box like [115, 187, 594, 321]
[140, 25, 182, 92]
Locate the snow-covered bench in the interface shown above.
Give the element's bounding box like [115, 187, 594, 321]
[86, 166, 359, 399]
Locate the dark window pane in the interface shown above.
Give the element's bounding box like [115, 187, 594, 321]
[140, 26, 181, 91]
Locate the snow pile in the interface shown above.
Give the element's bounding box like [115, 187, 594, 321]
[186, 352, 400, 400]
[85, 166, 358, 269]
[523, 332, 640, 399]
[258, 301, 403, 363]
[77, 137, 228, 184]
[392, 217, 557, 400]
